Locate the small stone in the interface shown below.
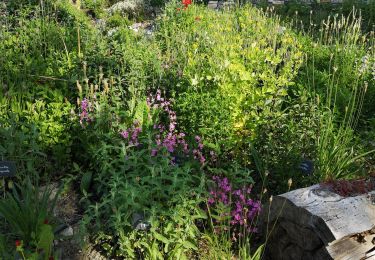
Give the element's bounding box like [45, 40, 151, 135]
[60, 226, 74, 237]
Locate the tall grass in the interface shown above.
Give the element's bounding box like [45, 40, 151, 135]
[306, 12, 375, 180]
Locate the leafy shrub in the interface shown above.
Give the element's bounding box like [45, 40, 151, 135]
[0, 113, 45, 180]
[106, 12, 132, 28]
[82, 0, 108, 18]
[254, 97, 320, 189]
[156, 5, 304, 165]
[74, 78, 207, 257]
[0, 90, 75, 179]
[95, 196, 206, 258]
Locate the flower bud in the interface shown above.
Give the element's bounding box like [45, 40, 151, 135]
[76, 81, 82, 94]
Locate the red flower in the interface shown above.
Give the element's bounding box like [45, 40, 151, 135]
[176, 7, 181, 11]
[44, 219, 49, 224]
[195, 16, 201, 21]
[15, 240, 21, 247]
[182, 0, 192, 8]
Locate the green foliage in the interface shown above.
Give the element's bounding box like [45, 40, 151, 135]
[82, 0, 108, 18]
[156, 5, 304, 166]
[0, 0, 160, 180]
[0, 178, 60, 259]
[255, 97, 320, 189]
[73, 76, 207, 258]
[113, 197, 206, 258]
[300, 13, 375, 181]
[36, 224, 54, 260]
[106, 12, 132, 28]
[270, 0, 375, 33]
[0, 90, 75, 179]
[0, 113, 45, 179]
[199, 233, 264, 260]
[1, 1, 374, 258]
[315, 74, 374, 180]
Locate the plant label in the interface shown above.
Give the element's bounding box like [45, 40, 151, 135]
[0, 161, 16, 177]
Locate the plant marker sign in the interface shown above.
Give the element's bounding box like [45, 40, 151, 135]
[0, 161, 16, 177]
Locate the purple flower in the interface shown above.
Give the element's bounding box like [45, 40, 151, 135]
[79, 98, 92, 125]
[156, 89, 161, 101]
[151, 149, 158, 156]
[120, 130, 129, 139]
[131, 127, 142, 144]
[207, 176, 261, 238]
[169, 122, 176, 132]
[81, 98, 89, 110]
[199, 155, 206, 164]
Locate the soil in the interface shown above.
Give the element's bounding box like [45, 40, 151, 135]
[53, 186, 85, 260]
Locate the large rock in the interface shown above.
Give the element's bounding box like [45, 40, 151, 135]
[261, 184, 375, 259]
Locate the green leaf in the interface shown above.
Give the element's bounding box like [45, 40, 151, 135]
[37, 224, 54, 260]
[250, 244, 264, 260]
[80, 171, 92, 193]
[182, 240, 197, 250]
[154, 233, 170, 244]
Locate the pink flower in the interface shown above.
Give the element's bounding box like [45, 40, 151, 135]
[120, 130, 129, 139]
[151, 149, 158, 156]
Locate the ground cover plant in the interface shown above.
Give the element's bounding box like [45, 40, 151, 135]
[0, 0, 374, 258]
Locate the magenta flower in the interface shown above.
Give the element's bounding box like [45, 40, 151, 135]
[207, 176, 261, 238]
[120, 130, 129, 139]
[79, 97, 92, 125]
[151, 149, 158, 156]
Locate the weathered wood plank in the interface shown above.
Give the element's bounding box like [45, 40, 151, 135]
[326, 227, 375, 260]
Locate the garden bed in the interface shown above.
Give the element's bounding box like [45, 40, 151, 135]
[0, 0, 374, 259]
